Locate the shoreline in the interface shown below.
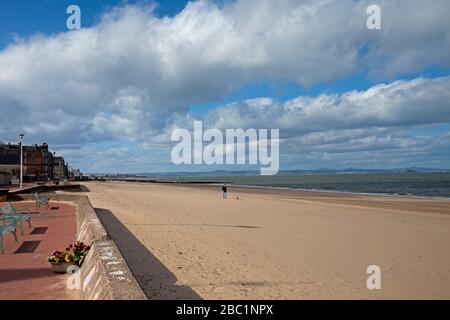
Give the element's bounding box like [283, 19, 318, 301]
[210, 183, 450, 201]
[105, 179, 450, 201]
[104, 180, 450, 216]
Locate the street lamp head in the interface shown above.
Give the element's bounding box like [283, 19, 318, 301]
[19, 133, 24, 141]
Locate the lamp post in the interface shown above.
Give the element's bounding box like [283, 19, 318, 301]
[53, 152, 56, 183]
[19, 133, 24, 189]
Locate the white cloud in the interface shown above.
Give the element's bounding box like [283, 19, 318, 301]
[204, 76, 450, 135]
[0, 0, 449, 170]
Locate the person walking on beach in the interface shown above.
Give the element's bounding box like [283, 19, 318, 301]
[222, 184, 228, 199]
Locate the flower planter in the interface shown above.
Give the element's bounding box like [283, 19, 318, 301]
[50, 262, 78, 274]
[48, 241, 90, 273]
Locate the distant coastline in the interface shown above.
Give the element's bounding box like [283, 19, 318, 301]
[100, 171, 450, 199]
[91, 167, 450, 178]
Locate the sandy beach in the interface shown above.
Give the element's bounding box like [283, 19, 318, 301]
[79, 181, 450, 299]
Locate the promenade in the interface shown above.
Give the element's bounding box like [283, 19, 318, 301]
[0, 201, 77, 299]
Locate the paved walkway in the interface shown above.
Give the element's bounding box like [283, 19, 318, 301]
[0, 201, 77, 299]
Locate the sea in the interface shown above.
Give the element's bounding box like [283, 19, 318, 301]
[161, 172, 450, 198]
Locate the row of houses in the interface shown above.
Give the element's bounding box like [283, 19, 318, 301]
[0, 142, 81, 185]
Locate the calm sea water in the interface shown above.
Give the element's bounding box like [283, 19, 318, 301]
[169, 172, 450, 198]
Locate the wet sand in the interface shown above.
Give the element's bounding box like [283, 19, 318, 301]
[80, 181, 450, 299]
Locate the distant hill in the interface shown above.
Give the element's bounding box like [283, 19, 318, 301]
[92, 167, 450, 178]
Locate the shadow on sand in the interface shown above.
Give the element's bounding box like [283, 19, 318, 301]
[95, 208, 203, 300]
[63, 184, 91, 193]
[129, 223, 260, 229]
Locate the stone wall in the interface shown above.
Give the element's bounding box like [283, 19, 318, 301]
[78, 240, 146, 300]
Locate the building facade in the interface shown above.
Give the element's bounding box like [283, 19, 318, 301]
[69, 168, 83, 180]
[0, 142, 70, 184]
[22, 143, 54, 181]
[0, 172, 11, 185]
[0, 143, 20, 179]
[53, 156, 67, 180]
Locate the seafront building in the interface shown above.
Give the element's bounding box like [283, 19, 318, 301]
[0, 142, 70, 185]
[69, 167, 83, 180]
[53, 156, 69, 180]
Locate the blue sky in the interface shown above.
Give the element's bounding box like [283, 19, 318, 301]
[0, 0, 449, 173]
[0, 1, 188, 42]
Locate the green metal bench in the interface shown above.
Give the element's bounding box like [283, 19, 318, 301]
[0, 216, 18, 254]
[0, 203, 32, 235]
[34, 192, 55, 209]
